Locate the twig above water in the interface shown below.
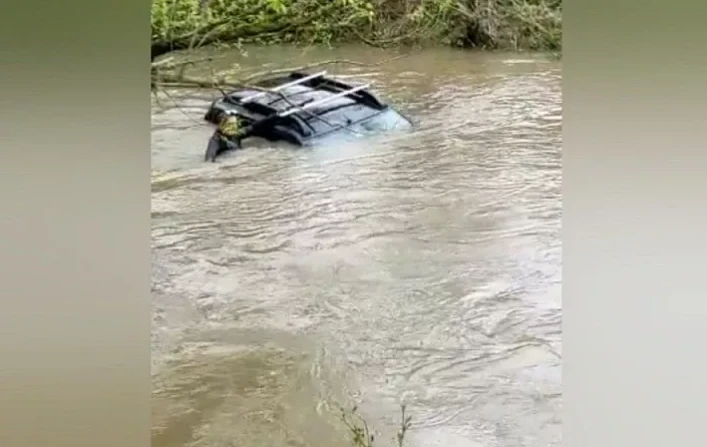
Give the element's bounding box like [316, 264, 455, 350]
[153, 53, 410, 92]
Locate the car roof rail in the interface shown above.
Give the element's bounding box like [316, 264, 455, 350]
[239, 71, 328, 104]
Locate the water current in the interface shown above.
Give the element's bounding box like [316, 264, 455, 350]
[151, 45, 562, 447]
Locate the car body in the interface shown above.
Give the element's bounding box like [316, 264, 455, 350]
[203, 70, 413, 160]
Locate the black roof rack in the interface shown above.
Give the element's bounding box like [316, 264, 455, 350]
[221, 70, 386, 117]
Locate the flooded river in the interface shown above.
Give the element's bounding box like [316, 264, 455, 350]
[151, 45, 561, 447]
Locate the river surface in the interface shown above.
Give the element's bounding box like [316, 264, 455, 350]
[151, 45, 562, 447]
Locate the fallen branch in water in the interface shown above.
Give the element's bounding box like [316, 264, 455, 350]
[152, 54, 410, 94]
[153, 53, 229, 70]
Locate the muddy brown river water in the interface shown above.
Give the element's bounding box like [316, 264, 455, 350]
[151, 45, 561, 447]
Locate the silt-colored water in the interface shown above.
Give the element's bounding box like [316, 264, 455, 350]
[151, 45, 561, 447]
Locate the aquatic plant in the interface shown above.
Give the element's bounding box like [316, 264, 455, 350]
[340, 404, 413, 447]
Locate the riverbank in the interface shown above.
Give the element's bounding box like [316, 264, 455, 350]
[152, 0, 561, 60]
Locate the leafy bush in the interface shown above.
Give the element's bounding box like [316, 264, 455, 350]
[151, 0, 562, 53]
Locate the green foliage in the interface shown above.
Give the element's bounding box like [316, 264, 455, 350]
[152, 0, 205, 41]
[455, 0, 562, 50]
[151, 0, 562, 52]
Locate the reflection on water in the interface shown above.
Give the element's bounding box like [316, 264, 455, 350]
[152, 45, 561, 447]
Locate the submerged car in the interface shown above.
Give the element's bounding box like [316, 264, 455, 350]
[203, 70, 413, 161]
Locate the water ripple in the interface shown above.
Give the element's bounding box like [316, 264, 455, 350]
[152, 50, 561, 447]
